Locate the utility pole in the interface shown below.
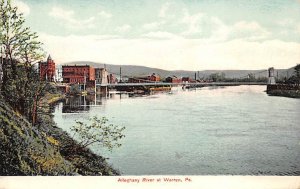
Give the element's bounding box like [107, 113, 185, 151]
[194, 72, 197, 81]
[94, 76, 97, 95]
[84, 72, 86, 91]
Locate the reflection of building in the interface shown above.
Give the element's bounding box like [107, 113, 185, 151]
[62, 95, 90, 113]
[62, 65, 95, 84]
[95, 68, 108, 84]
[39, 55, 56, 81]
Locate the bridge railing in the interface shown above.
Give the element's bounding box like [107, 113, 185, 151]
[96, 82, 267, 87]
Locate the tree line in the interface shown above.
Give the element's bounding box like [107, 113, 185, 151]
[0, 0, 47, 124]
[283, 64, 300, 85]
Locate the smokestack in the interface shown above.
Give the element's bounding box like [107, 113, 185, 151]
[120, 66, 122, 82]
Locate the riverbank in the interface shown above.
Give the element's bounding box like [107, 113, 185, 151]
[41, 91, 120, 175]
[266, 84, 300, 98]
[0, 93, 119, 175]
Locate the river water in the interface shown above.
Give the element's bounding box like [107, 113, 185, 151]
[53, 85, 300, 175]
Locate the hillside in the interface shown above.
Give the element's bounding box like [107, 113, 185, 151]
[0, 95, 118, 175]
[0, 96, 75, 175]
[61, 61, 297, 79]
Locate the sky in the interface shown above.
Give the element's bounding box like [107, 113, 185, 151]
[13, 0, 300, 70]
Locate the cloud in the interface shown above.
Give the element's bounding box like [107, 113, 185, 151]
[297, 24, 300, 34]
[180, 9, 232, 41]
[181, 9, 205, 36]
[231, 21, 270, 40]
[276, 19, 300, 40]
[142, 21, 165, 30]
[49, 6, 95, 29]
[13, 0, 30, 17]
[39, 33, 300, 71]
[180, 8, 270, 42]
[115, 24, 131, 33]
[159, 2, 171, 18]
[98, 10, 112, 19]
[158, 2, 183, 19]
[141, 31, 182, 39]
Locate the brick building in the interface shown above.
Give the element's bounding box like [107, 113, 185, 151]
[108, 73, 117, 84]
[165, 76, 181, 83]
[39, 55, 56, 82]
[62, 65, 95, 84]
[149, 73, 160, 82]
[128, 73, 160, 83]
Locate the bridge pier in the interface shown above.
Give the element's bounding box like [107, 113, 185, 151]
[267, 67, 276, 85]
[95, 85, 109, 94]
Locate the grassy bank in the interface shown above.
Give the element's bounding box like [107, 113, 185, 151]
[0, 94, 119, 175]
[267, 89, 300, 98]
[267, 84, 300, 98]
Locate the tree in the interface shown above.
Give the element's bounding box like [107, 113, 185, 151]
[0, 0, 46, 124]
[247, 73, 256, 82]
[209, 72, 225, 82]
[294, 64, 300, 86]
[70, 116, 125, 152]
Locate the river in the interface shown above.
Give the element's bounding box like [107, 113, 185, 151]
[53, 85, 300, 175]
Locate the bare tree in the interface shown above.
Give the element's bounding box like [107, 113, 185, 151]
[70, 116, 125, 152]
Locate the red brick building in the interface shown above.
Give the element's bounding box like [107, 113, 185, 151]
[128, 73, 160, 83]
[108, 73, 117, 84]
[165, 76, 182, 83]
[39, 55, 56, 82]
[62, 65, 95, 84]
[149, 73, 160, 82]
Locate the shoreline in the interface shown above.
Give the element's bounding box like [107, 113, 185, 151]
[46, 93, 120, 175]
[266, 84, 300, 98]
[0, 92, 120, 176]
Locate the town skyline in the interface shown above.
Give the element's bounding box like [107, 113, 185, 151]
[14, 0, 300, 70]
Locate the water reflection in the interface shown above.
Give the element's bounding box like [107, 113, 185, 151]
[62, 95, 91, 113]
[61, 92, 149, 113]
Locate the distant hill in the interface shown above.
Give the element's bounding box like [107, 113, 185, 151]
[60, 61, 297, 79]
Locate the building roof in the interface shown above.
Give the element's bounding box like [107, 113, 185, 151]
[62, 65, 92, 68]
[47, 54, 52, 61]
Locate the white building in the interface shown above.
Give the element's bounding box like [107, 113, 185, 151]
[95, 68, 108, 84]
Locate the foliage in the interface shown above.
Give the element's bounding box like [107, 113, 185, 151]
[69, 84, 81, 94]
[70, 116, 125, 151]
[0, 0, 46, 124]
[208, 72, 226, 82]
[294, 64, 300, 85]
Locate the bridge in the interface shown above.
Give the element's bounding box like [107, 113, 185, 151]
[96, 68, 269, 87]
[96, 82, 267, 87]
